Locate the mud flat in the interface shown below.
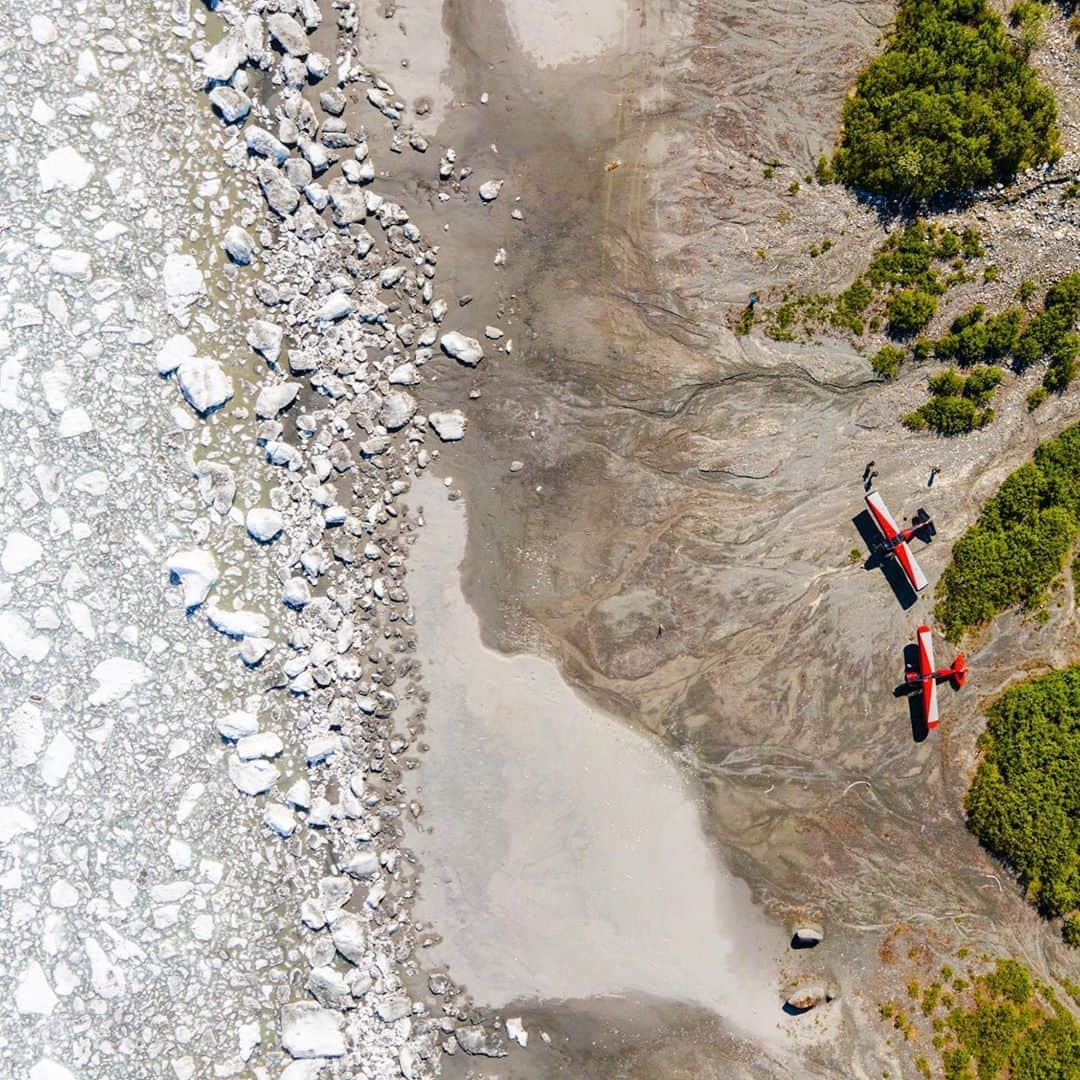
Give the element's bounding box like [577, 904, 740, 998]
[406, 477, 785, 1047]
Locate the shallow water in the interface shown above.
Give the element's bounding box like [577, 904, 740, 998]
[406, 475, 783, 1044]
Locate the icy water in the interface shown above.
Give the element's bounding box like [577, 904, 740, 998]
[407, 476, 782, 1043]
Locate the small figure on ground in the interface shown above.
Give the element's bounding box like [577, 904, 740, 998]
[863, 460, 876, 482]
[864, 469, 878, 491]
[657, 624, 664, 640]
[928, 465, 941, 487]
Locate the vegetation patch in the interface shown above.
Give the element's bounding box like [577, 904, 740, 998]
[881, 957, 1080, 1079]
[935, 421, 1080, 639]
[833, 0, 1059, 200]
[965, 668, 1080, 936]
[902, 365, 999, 434]
[740, 221, 982, 343]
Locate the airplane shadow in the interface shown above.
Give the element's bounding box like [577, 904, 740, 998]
[892, 641, 928, 743]
[851, 509, 918, 611]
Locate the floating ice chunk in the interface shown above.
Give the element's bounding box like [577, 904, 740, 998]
[166, 548, 218, 609]
[2, 531, 43, 574]
[88, 657, 150, 705]
[280, 1002, 345, 1058]
[9, 702, 44, 767]
[0, 612, 50, 662]
[228, 755, 279, 796]
[162, 253, 206, 313]
[177, 355, 232, 415]
[215, 710, 259, 740]
[40, 731, 75, 787]
[246, 507, 284, 543]
[83, 936, 125, 999]
[39, 146, 94, 192]
[30, 1061, 76, 1080]
[15, 961, 56, 1015]
[155, 334, 195, 375]
[206, 605, 269, 639]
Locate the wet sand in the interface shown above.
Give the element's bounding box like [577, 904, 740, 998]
[406, 475, 785, 1048]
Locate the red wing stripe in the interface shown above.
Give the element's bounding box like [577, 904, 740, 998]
[896, 542, 929, 591]
[866, 492, 899, 539]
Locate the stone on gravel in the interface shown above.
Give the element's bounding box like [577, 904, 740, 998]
[429, 410, 466, 441]
[206, 605, 270, 639]
[455, 1025, 507, 1057]
[785, 982, 835, 1012]
[440, 331, 483, 366]
[195, 460, 236, 514]
[2, 531, 43, 575]
[792, 924, 824, 948]
[280, 1003, 345, 1059]
[478, 179, 503, 202]
[343, 851, 379, 878]
[246, 508, 284, 543]
[257, 164, 300, 217]
[380, 391, 416, 430]
[506, 1018, 528, 1047]
[201, 34, 246, 83]
[177, 355, 232, 415]
[313, 291, 355, 322]
[166, 548, 219, 609]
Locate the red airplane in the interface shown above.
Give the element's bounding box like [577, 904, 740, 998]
[865, 490, 934, 593]
[906, 625, 967, 729]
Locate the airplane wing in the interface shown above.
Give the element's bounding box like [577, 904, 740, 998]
[895, 540, 929, 592]
[917, 625, 939, 728]
[865, 491, 899, 540]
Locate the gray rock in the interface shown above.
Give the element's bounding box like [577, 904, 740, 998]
[267, 13, 309, 57]
[440, 331, 483, 366]
[785, 982, 836, 1012]
[380, 390, 416, 430]
[244, 125, 289, 164]
[455, 1025, 508, 1057]
[330, 913, 366, 964]
[227, 755, 279, 796]
[313, 291, 355, 322]
[319, 89, 346, 116]
[257, 164, 299, 217]
[478, 179, 503, 202]
[428, 410, 466, 441]
[792, 924, 824, 948]
[376, 996, 411, 1023]
[208, 85, 251, 124]
[201, 34, 246, 83]
[305, 965, 353, 1009]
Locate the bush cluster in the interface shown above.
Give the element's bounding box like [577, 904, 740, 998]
[965, 667, 1080, 930]
[903, 365, 999, 434]
[935, 421, 1080, 638]
[881, 957, 1080, 1079]
[833, 0, 1060, 200]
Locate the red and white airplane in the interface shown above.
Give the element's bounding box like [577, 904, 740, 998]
[906, 625, 967, 729]
[865, 490, 935, 593]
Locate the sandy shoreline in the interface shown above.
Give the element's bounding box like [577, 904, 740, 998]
[405, 474, 786, 1049]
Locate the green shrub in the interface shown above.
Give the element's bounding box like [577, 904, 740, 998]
[888, 288, 938, 337]
[1027, 386, 1048, 411]
[872, 344, 907, 379]
[1064, 915, 1080, 948]
[832, 0, 1059, 200]
[929, 367, 966, 397]
[935, 308, 1022, 366]
[1017, 279, 1038, 303]
[965, 667, 1080, 921]
[1010, 0, 1050, 54]
[904, 395, 992, 435]
[962, 364, 1003, 405]
[815, 155, 835, 184]
[936, 422, 1080, 638]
